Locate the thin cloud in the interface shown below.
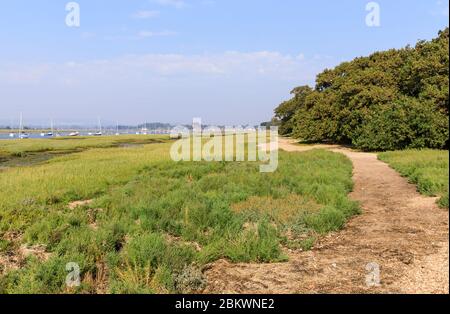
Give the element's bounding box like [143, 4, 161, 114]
[132, 10, 160, 19]
[431, 0, 449, 16]
[137, 30, 178, 38]
[202, 0, 215, 6]
[0, 51, 334, 84]
[0, 52, 337, 124]
[152, 0, 187, 9]
[80, 32, 96, 40]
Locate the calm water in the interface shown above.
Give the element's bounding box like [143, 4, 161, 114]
[0, 132, 108, 140]
[0, 133, 47, 140]
[0, 131, 169, 140]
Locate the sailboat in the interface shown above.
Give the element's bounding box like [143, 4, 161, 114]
[141, 122, 148, 135]
[41, 120, 53, 137]
[115, 121, 120, 136]
[47, 119, 54, 137]
[94, 117, 102, 136]
[18, 113, 29, 139]
[9, 118, 15, 138]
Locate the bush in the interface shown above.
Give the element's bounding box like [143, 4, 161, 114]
[353, 99, 449, 151]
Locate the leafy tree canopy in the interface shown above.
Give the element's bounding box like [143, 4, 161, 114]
[274, 28, 449, 151]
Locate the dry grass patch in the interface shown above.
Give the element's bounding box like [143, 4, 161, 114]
[231, 194, 321, 225]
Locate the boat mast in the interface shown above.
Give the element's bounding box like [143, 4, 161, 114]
[98, 117, 102, 134]
[19, 112, 23, 138]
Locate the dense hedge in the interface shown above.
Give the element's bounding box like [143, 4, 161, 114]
[274, 28, 449, 151]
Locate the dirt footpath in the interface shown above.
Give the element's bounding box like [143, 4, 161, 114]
[204, 139, 449, 294]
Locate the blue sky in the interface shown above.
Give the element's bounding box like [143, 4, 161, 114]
[0, 0, 448, 126]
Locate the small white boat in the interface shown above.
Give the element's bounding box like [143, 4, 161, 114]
[8, 118, 15, 138]
[18, 113, 29, 139]
[40, 132, 46, 137]
[19, 133, 29, 139]
[94, 117, 102, 136]
[46, 120, 54, 137]
[69, 131, 80, 137]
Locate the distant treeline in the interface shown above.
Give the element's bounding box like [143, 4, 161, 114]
[138, 122, 174, 129]
[0, 123, 176, 130]
[273, 28, 449, 151]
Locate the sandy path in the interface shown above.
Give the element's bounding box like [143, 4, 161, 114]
[204, 138, 449, 294]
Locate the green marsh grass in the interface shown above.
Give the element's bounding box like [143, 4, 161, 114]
[379, 149, 449, 208]
[0, 137, 359, 293]
[0, 135, 168, 156]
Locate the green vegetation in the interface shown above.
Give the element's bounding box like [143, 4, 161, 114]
[0, 135, 167, 157]
[0, 138, 358, 293]
[274, 28, 449, 151]
[0, 136, 168, 168]
[379, 150, 449, 208]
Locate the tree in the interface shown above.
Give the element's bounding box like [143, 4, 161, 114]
[275, 28, 449, 151]
[274, 86, 312, 135]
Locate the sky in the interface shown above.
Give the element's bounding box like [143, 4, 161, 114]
[0, 0, 448, 126]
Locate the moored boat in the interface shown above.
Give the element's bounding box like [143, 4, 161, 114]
[19, 132, 29, 139]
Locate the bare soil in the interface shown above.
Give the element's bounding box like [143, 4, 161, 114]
[68, 199, 94, 210]
[204, 138, 449, 294]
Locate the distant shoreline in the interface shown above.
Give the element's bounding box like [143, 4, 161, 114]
[0, 129, 56, 134]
